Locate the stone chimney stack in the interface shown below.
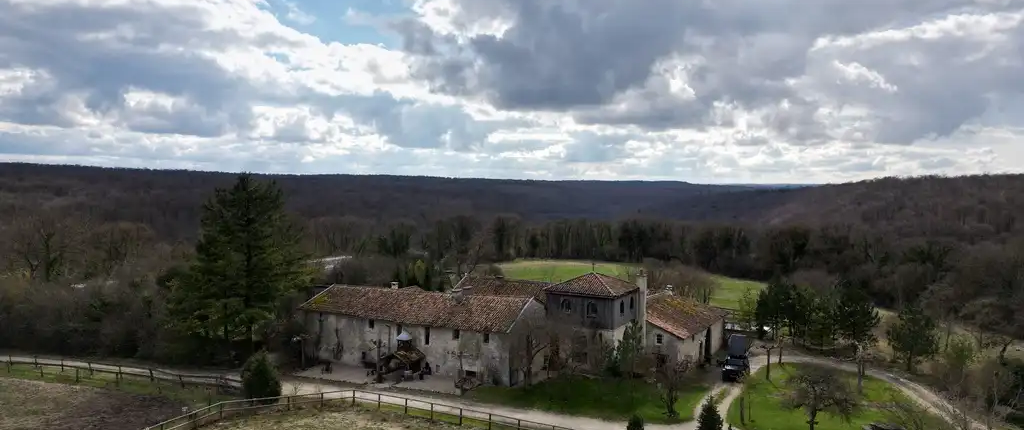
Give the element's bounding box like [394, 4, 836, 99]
[636, 269, 648, 342]
[390, 281, 399, 289]
[452, 287, 464, 303]
[462, 285, 474, 296]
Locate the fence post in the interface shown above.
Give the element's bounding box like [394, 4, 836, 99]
[517, 419, 522, 428]
[88, 362, 93, 375]
[75, 368, 80, 382]
[117, 365, 123, 383]
[149, 368, 155, 382]
[459, 408, 463, 425]
[351, 391, 355, 406]
[488, 414, 492, 430]
[377, 393, 381, 410]
[60, 358, 64, 372]
[287, 396, 291, 411]
[38, 366, 43, 378]
[404, 398, 408, 414]
[320, 392, 324, 408]
[33, 356, 38, 367]
[430, 403, 434, 421]
[179, 375, 185, 388]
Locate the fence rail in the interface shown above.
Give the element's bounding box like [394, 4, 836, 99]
[147, 389, 576, 430]
[3, 355, 241, 394]
[3, 355, 573, 430]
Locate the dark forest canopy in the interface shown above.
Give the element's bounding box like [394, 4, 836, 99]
[1, 163, 1022, 244]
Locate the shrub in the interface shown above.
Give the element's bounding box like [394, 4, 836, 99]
[626, 413, 645, 430]
[242, 350, 282, 403]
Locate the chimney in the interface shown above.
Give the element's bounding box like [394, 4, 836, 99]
[390, 281, 399, 290]
[637, 269, 648, 342]
[453, 287, 464, 303]
[665, 284, 674, 295]
[462, 285, 474, 296]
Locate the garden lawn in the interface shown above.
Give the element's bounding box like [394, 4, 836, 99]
[726, 363, 942, 430]
[471, 375, 709, 424]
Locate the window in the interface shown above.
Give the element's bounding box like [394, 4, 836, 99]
[483, 333, 490, 344]
[655, 334, 664, 345]
[424, 327, 431, 345]
[585, 301, 598, 318]
[397, 324, 403, 335]
[368, 319, 375, 329]
[619, 301, 624, 314]
[453, 329, 461, 340]
[559, 299, 572, 314]
[630, 297, 635, 309]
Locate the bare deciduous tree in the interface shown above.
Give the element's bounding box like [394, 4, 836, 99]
[783, 366, 859, 430]
[655, 353, 694, 419]
[507, 305, 549, 386]
[7, 209, 87, 282]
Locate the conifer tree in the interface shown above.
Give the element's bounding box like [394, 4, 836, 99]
[242, 350, 282, 403]
[697, 395, 723, 430]
[887, 302, 939, 372]
[168, 174, 311, 359]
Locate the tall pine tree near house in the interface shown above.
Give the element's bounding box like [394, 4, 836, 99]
[167, 174, 311, 362]
[887, 301, 939, 373]
[697, 395, 723, 430]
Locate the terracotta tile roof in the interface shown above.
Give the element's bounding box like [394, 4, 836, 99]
[543, 272, 637, 298]
[298, 285, 534, 333]
[646, 293, 729, 340]
[455, 276, 552, 303]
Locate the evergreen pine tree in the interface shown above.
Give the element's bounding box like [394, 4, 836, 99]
[167, 174, 311, 359]
[626, 413, 645, 430]
[697, 395, 723, 430]
[242, 350, 282, 403]
[887, 302, 939, 372]
[837, 281, 880, 347]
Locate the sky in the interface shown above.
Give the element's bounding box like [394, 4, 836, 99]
[0, 0, 1022, 184]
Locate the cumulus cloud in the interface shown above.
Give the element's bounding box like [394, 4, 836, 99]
[0, 0, 1020, 183]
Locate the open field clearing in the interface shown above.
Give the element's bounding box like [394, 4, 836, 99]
[497, 259, 766, 310]
[0, 378, 185, 430]
[497, 259, 629, 282]
[210, 405, 461, 430]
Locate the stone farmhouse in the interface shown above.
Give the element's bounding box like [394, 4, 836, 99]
[298, 271, 728, 387]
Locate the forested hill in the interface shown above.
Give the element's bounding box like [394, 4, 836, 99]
[2, 163, 1023, 246]
[649, 174, 1024, 242]
[0, 162, 749, 240]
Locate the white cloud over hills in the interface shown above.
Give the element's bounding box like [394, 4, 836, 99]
[0, 0, 1021, 183]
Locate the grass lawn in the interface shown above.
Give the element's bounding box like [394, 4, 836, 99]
[709, 275, 766, 310]
[470, 374, 709, 424]
[497, 259, 766, 310]
[726, 363, 944, 430]
[497, 259, 632, 283]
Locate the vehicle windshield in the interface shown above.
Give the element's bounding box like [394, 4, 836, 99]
[725, 358, 746, 367]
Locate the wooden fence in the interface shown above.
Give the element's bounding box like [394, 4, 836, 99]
[3, 355, 574, 430]
[3, 355, 241, 397]
[145, 389, 576, 430]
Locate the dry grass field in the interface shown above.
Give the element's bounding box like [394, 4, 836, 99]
[211, 405, 461, 430]
[0, 378, 185, 430]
